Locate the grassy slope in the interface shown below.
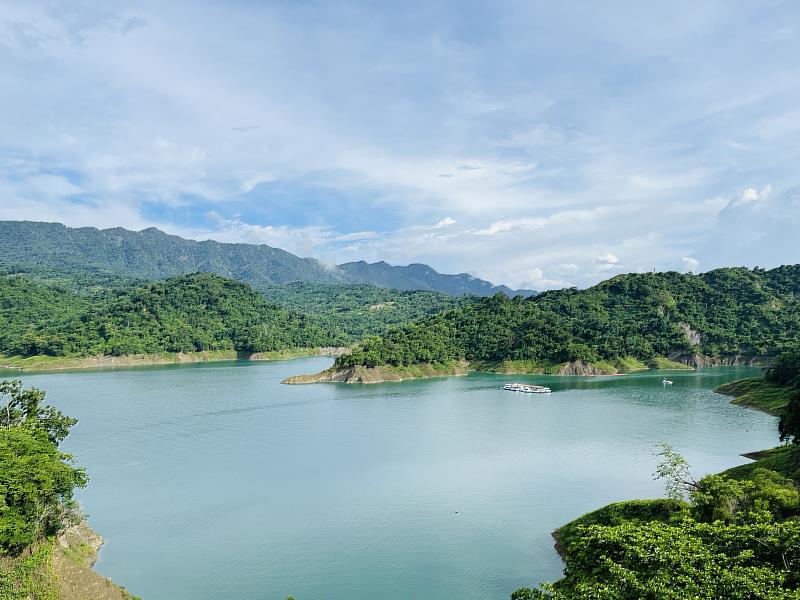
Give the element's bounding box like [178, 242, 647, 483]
[648, 356, 694, 370]
[723, 445, 800, 482]
[715, 377, 794, 416]
[0, 543, 57, 600]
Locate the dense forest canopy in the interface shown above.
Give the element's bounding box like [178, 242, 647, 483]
[4, 264, 800, 367]
[337, 265, 800, 369]
[0, 273, 344, 357]
[260, 282, 470, 339]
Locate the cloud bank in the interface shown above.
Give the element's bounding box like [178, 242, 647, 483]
[1, 1, 799, 289]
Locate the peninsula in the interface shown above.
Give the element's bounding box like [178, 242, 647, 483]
[285, 266, 798, 384]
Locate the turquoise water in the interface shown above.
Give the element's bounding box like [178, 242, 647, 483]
[3, 360, 778, 599]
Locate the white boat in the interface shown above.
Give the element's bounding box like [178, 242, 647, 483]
[662, 378, 674, 385]
[502, 383, 551, 394]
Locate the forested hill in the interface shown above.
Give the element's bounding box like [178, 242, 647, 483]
[0, 273, 343, 357]
[336, 265, 800, 372]
[260, 282, 470, 339]
[0, 221, 534, 296]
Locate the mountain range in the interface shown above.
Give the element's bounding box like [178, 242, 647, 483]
[0, 221, 535, 297]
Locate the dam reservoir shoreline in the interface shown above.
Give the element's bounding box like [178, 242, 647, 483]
[1, 358, 776, 600]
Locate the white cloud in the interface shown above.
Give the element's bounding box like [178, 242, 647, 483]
[593, 253, 619, 266]
[681, 257, 700, 272]
[334, 231, 380, 242]
[523, 267, 544, 281]
[198, 213, 331, 258]
[25, 175, 82, 197]
[693, 186, 800, 271]
[724, 185, 773, 211]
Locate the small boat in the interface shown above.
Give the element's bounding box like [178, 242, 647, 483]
[662, 378, 674, 385]
[503, 383, 551, 394]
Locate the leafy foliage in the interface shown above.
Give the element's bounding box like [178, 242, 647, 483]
[527, 519, 800, 599]
[767, 350, 800, 388]
[780, 393, 800, 445]
[0, 382, 86, 553]
[555, 498, 689, 551]
[773, 349, 800, 445]
[0, 273, 345, 357]
[340, 266, 800, 369]
[653, 442, 697, 501]
[516, 463, 800, 599]
[0, 381, 77, 445]
[259, 282, 470, 339]
[690, 468, 799, 523]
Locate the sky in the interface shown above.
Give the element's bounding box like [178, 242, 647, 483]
[1, 1, 799, 290]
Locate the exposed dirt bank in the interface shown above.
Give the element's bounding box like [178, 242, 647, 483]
[53, 521, 138, 600]
[670, 353, 769, 369]
[0, 347, 350, 372]
[0, 521, 137, 600]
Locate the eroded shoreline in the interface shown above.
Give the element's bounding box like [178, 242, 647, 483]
[0, 347, 350, 373]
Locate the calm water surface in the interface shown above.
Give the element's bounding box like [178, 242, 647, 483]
[3, 359, 777, 599]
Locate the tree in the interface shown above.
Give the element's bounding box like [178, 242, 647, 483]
[0, 381, 86, 553]
[0, 380, 76, 445]
[653, 442, 698, 501]
[766, 350, 800, 388]
[778, 390, 800, 445]
[690, 469, 799, 523]
[0, 426, 87, 551]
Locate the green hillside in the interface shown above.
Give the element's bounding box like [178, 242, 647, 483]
[0, 273, 343, 358]
[0, 221, 336, 285]
[336, 265, 800, 372]
[260, 282, 470, 339]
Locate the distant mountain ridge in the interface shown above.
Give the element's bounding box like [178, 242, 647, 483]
[0, 221, 535, 297]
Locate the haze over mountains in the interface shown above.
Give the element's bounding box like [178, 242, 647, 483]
[0, 221, 535, 297]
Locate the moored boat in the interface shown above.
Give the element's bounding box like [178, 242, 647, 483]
[502, 383, 551, 394]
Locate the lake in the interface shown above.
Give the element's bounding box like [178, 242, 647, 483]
[2, 359, 777, 600]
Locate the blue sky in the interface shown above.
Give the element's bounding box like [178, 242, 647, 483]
[1, 1, 799, 289]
